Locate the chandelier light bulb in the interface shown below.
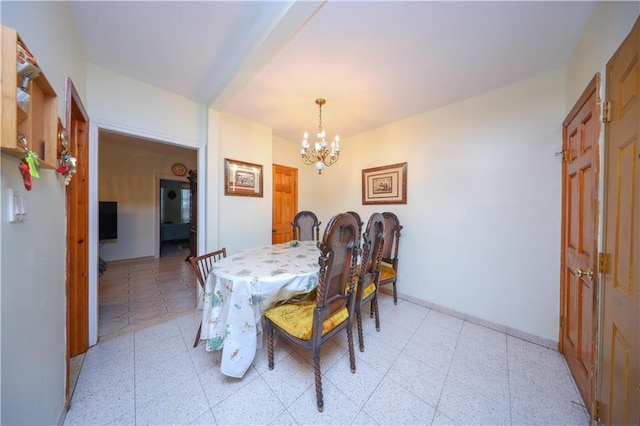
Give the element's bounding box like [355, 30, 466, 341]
[315, 161, 325, 172]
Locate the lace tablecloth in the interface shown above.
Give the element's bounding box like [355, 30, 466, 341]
[200, 241, 320, 378]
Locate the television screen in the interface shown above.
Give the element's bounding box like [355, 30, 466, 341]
[99, 201, 118, 240]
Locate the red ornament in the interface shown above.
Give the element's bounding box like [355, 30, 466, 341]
[18, 159, 32, 191]
[56, 163, 70, 174]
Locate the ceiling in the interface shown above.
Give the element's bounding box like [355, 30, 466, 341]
[70, 1, 596, 144]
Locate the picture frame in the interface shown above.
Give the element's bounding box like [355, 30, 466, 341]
[362, 162, 407, 205]
[224, 158, 263, 197]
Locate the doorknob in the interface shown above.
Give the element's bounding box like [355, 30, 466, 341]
[574, 268, 594, 279]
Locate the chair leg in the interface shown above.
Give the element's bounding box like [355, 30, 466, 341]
[392, 280, 398, 304]
[346, 322, 356, 373]
[356, 307, 365, 352]
[373, 297, 380, 331]
[193, 323, 202, 348]
[267, 322, 275, 370]
[313, 355, 324, 412]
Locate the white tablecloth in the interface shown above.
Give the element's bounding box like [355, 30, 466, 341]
[200, 241, 320, 378]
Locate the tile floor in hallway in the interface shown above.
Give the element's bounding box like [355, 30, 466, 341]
[67, 288, 590, 425]
[98, 245, 196, 339]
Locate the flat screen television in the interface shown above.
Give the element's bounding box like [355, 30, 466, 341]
[99, 201, 118, 240]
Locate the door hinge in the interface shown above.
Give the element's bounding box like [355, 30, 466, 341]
[560, 316, 565, 328]
[594, 400, 604, 422]
[603, 101, 611, 123]
[598, 252, 609, 274]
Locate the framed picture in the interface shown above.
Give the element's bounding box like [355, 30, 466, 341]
[362, 162, 407, 205]
[224, 158, 263, 197]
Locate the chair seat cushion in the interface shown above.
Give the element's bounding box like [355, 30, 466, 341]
[265, 301, 349, 340]
[354, 280, 377, 300]
[380, 263, 397, 282]
[363, 282, 376, 299]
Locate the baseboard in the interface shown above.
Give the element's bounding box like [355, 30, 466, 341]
[378, 288, 558, 350]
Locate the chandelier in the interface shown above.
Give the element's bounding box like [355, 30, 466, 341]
[300, 98, 341, 174]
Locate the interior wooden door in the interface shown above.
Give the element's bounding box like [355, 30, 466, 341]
[560, 74, 600, 412]
[272, 164, 297, 244]
[65, 78, 89, 403]
[599, 17, 639, 425]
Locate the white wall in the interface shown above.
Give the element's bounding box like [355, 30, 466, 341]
[283, 68, 567, 342]
[0, 2, 86, 424]
[86, 63, 207, 344]
[86, 64, 204, 147]
[98, 138, 196, 261]
[217, 112, 273, 255]
[565, 1, 639, 108]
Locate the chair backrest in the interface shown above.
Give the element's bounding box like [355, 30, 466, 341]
[292, 211, 321, 241]
[346, 211, 364, 245]
[313, 212, 359, 338]
[359, 213, 385, 294]
[189, 248, 227, 289]
[381, 212, 402, 265]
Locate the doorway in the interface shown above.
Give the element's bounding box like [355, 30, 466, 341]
[159, 179, 191, 258]
[598, 16, 639, 425]
[65, 78, 90, 406]
[272, 164, 298, 244]
[94, 129, 198, 343]
[559, 74, 600, 413]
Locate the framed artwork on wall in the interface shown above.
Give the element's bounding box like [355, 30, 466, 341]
[224, 158, 264, 197]
[362, 162, 407, 205]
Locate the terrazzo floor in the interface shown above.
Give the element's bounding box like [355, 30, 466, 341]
[67, 260, 590, 425]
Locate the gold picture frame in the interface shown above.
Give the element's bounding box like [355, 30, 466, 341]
[224, 158, 263, 197]
[362, 162, 407, 205]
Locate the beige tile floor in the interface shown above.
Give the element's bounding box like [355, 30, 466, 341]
[66, 251, 590, 425]
[98, 246, 196, 340]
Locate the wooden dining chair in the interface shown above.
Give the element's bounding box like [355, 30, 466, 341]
[265, 212, 359, 412]
[379, 212, 403, 304]
[291, 210, 321, 241]
[346, 211, 364, 246]
[354, 213, 385, 352]
[189, 247, 227, 347]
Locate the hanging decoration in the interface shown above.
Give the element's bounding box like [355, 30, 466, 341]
[16, 131, 39, 191]
[56, 123, 77, 185]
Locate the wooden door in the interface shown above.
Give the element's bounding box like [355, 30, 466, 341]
[65, 79, 89, 402]
[599, 17, 640, 425]
[272, 164, 297, 244]
[560, 74, 600, 411]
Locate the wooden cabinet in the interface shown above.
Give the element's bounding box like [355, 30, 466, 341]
[187, 170, 198, 259]
[1, 25, 58, 169]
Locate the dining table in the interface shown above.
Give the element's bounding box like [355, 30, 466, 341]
[200, 240, 320, 378]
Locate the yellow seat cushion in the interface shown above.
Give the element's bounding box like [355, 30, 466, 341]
[363, 282, 376, 299]
[380, 263, 397, 282]
[265, 301, 349, 340]
[353, 279, 376, 301]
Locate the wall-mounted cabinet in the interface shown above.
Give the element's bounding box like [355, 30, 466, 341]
[1, 25, 58, 169]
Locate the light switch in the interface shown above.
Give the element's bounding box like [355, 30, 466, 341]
[6, 189, 26, 222]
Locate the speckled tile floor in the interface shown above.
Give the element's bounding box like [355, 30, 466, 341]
[67, 285, 590, 425]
